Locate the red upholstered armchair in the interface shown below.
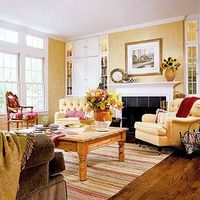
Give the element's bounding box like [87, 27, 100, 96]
[6, 91, 38, 131]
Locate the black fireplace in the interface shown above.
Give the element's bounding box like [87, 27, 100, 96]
[122, 96, 166, 141]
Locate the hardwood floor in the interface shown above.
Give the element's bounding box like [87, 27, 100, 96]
[109, 150, 200, 200]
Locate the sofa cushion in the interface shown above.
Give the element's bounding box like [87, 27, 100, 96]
[134, 122, 167, 136]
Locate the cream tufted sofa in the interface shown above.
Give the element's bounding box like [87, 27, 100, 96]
[135, 98, 200, 147]
[54, 97, 93, 126]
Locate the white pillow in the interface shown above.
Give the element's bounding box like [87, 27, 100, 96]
[157, 111, 176, 125]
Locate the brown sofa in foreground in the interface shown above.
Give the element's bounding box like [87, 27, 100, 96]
[16, 134, 67, 200]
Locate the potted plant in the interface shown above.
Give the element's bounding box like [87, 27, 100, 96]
[85, 88, 123, 129]
[161, 57, 180, 81]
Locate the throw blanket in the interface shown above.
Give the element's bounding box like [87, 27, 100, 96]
[49, 133, 65, 142]
[176, 97, 200, 117]
[0, 132, 35, 200]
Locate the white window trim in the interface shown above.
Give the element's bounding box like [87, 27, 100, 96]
[184, 16, 200, 96]
[0, 22, 48, 114]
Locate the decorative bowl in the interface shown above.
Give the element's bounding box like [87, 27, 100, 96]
[95, 121, 111, 131]
[58, 124, 89, 134]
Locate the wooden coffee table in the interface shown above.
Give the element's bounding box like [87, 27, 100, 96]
[55, 126, 128, 181]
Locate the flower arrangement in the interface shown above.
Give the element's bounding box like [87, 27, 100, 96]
[161, 57, 181, 70]
[85, 88, 123, 111]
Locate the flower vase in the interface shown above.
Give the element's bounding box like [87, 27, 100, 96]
[164, 68, 175, 81]
[94, 109, 112, 130]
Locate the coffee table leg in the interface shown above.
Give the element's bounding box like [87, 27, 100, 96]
[119, 140, 125, 161]
[79, 153, 87, 181]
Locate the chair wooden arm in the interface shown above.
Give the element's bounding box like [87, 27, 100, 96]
[20, 106, 34, 112]
[7, 106, 21, 113]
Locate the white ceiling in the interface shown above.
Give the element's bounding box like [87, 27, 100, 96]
[0, 0, 199, 40]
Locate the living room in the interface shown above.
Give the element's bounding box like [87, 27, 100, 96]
[0, 0, 200, 200]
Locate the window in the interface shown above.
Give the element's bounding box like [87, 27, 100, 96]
[0, 28, 19, 43]
[0, 24, 48, 114]
[0, 52, 18, 112]
[26, 34, 44, 49]
[187, 46, 197, 94]
[185, 19, 199, 95]
[25, 57, 45, 111]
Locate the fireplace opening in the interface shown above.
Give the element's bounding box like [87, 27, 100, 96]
[122, 96, 166, 142]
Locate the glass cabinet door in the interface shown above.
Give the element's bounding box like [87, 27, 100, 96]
[185, 20, 199, 95]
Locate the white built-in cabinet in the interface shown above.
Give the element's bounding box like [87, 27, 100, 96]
[66, 35, 108, 96]
[73, 57, 100, 96]
[185, 17, 200, 95]
[73, 37, 99, 58]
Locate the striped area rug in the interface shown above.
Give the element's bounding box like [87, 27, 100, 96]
[61, 143, 171, 200]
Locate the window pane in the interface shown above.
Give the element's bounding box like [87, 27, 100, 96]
[0, 83, 4, 112]
[25, 57, 43, 83]
[187, 21, 197, 42]
[187, 46, 197, 94]
[0, 52, 18, 112]
[25, 57, 44, 111]
[26, 83, 44, 110]
[26, 34, 44, 49]
[0, 28, 19, 43]
[0, 52, 18, 82]
[4, 68, 11, 81]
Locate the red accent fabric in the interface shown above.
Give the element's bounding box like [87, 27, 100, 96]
[10, 113, 23, 120]
[49, 133, 65, 142]
[176, 97, 200, 117]
[23, 112, 38, 121]
[8, 97, 20, 108]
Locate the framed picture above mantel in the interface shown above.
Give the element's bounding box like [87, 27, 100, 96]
[125, 38, 162, 76]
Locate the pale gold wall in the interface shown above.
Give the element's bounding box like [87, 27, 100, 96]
[48, 38, 65, 122]
[109, 21, 184, 93]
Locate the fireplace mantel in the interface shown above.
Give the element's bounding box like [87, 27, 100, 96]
[109, 81, 181, 102]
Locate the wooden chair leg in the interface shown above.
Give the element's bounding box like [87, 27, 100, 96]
[7, 121, 10, 131]
[36, 117, 38, 125]
[21, 121, 23, 129]
[17, 122, 19, 129]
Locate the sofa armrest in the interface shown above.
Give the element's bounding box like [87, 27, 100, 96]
[166, 117, 200, 146]
[55, 111, 65, 120]
[170, 116, 200, 124]
[49, 151, 65, 176]
[24, 134, 54, 169]
[142, 114, 156, 123]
